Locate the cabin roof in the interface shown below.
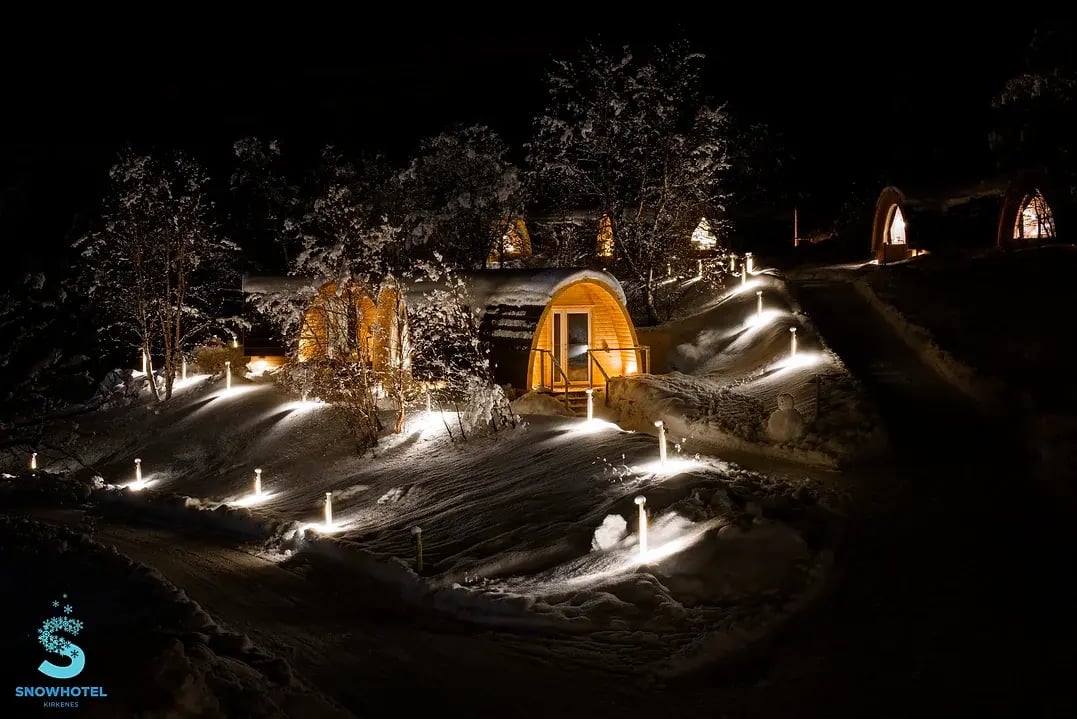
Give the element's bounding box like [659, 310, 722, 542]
[452, 268, 626, 309]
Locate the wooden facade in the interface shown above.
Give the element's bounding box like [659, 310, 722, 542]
[298, 281, 407, 371]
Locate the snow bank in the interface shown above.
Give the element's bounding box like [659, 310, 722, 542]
[512, 390, 575, 416]
[0, 516, 348, 718]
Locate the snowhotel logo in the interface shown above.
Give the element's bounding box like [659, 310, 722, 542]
[14, 594, 109, 708]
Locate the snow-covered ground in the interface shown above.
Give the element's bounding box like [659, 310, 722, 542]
[0, 513, 348, 718]
[7, 367, 846, 679]
[841, 245, 1077, 497]
[611, 267, 886, 467]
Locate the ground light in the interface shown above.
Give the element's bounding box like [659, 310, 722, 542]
[729, 255, 736, 273]
[741, 264, 747, 286]
[254, 468, 262, 497]
[225, 361, 232, 390]
[654, 420, 667, 467]
[585, 388, 594, 421]
[635, 496, 648, 557]
[133, 458, 143, 490]
[324, 491, 333, 527]
[667, 263, 672, 278]
[790, 327, 798, 358]
[232, 338, 239, 349]
[756, 290, 763, 319]
[697, 259, 703, 278]
[30, 452, 37, 471]
[746, 252, 754, 273]
[412, 526, 424, 572]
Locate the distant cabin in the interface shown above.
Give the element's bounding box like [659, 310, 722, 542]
[241, 269, 648, 397]
[871, 175, 1067, 263]
[486, 218, 533, 267]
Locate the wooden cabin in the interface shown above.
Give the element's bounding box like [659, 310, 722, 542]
[452, 268, 648, 394]
[996, 175, 1061, 251]
[486, 218, 533, 267]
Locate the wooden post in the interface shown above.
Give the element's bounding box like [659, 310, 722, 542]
[412, 526, 423, 573]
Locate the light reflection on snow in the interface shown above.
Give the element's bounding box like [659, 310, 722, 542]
[170, 374, 210, 391]
[732, 279, 761, 295]
[230, 491, 278, 507]
[769, 350, 827, 374]
[742, 308, 784, 330]
[632, 457, 704, 477]
[300, 520, 350, 535]
[124, 479, 157, 492]
[279, 399, 328, 415]
[563, 418, 624, 435]
[211, 384, 267, 401]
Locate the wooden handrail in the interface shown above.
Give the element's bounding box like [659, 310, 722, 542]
[530, 348, 572, 409]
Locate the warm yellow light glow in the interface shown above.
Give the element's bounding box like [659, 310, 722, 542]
[1014, 191, 1055, 240]
[225, 360, 232, 390]
[691, 217, 717, 250]
[324, 491, 333, 527]
[596, 215, 614, 258]
[790, 327, 798, 357]
[585, 388, 594, 421]
[888, 206, 906, 245]
[654, 420, 667, 467]
[635, 496, 648, 557]
[746, 252, 754, 273]
[30, 452, 37, 471]
[249, 358, 269, 376]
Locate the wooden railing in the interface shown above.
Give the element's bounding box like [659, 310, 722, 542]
[530, 348, 572, 409]
[587, 346, 650, 406]
[530, 345, 651, 408]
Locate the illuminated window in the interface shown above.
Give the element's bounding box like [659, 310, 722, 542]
[886, 205, 906, 245]
[690, 217, 717, 250]
[1014, 190, 1055, 240]
[596, 215, 614, 258]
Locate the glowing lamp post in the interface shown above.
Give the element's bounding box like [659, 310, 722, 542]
[254, 468, 262, 497]
[746, 252, 754, 273]
[790, 327, 798, 358]
[30, 452, 37, 471]
[181, 356, 187, 381]
[634, 496, 648, 557]
[654, 419, 667, 468]
[585, 388, 594, 422]
[756, 290, 763, 319]
[697, 259, 703, 278]
[741, 263, 747, 287]
[134, 458, 143, 489]
[411, 526, 424, 573]
[729, 255, 736, 273]
[232, 338, 239, 349]
[225, 361, 232, 390]
[324, 491, 333, 527]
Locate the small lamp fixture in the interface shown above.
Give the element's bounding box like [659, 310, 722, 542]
[635, 496, 648, 557]
[790, 327, 798, 358]
[225, 360, 232, 390]
[324, 491, 333, 527]
[654, 419, 667, 467]
[254, 468, 262, 497]
[746, 252, 754, 273]
[181, 355, 188, 381]
[756, 290, 763, 318]
[30, 452, 37, 471]
[741, 264, 747, 287]
[134, 458, 143, 489]
[585, 388, 594, 421]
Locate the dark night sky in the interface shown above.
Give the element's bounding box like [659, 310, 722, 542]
[0, 16, 1044, 281]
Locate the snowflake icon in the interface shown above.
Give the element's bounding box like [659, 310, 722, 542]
[63, 604, 73, 614]
[70, 647, 80, 659]
[51, 600, 59, 608]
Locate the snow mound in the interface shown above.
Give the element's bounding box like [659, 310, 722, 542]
[512, 390, 574, 416]
[592, 513, 629, 550]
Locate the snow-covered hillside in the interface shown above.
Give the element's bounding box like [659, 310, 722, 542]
[0, 514, 348, 718]
[10, 367, 845, 678]
[613, 267, 886, 467]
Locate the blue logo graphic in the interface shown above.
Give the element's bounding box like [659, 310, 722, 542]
[37, 594, 85, 680]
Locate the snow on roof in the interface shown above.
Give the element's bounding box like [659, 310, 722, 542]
[241, 275, 319, 294]
[455, 268, 627, 310]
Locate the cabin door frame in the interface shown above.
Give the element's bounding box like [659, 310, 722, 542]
[551, 306, 592, 386]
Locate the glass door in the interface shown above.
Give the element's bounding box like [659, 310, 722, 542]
[553, 310, 591, 384]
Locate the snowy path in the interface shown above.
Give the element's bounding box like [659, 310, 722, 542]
[660, 273, 1077, 714]
[38, 509, 644, 717]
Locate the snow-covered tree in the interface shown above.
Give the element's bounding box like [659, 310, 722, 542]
[399, 125, 523, 269]
[230, 137, 299, 271]
[528, 41, 732, 323]
[74, 152, 239, 402]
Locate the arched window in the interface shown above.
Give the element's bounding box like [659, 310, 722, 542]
[1014, 190, 1055, 241]
[886, 205, 907, 245]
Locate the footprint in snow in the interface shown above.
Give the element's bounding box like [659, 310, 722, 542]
[377, 486, 411, 504]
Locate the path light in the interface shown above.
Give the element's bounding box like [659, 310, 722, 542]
[232, 338, 239, 349]
[585, 388, 594, 421]
[667, 263, 672, 278]
[412, 526, 424, 573]
[757, 290, 763, 319]
[181, 356, 187, 381]
[134, 458, 143, 489]
[324, 491, 333, 527]
[697, 259, 703, 278]
[254, 468, 262, 497]
[635, 496, 648, 557]
[746, 252, 754, 273]
[426, 391, 432, 414]
[741, 264, 747, 287]
[30, 452, 37, 471]
[729, 255, 736, 273]
[790, 327, 798, 358]
[225, 361, 232, 390]
[654, 419, 667, 468]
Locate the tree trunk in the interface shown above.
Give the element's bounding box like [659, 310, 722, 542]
[644, 267, 660, 325]
[144, 341, 161, 402]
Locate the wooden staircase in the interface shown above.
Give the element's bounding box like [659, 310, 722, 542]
[552, 388, 602, 417]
